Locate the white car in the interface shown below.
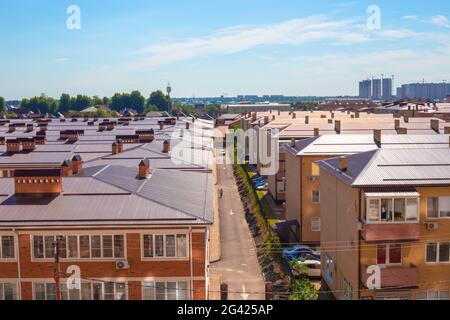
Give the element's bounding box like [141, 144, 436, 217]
[292, 258, 321, 278]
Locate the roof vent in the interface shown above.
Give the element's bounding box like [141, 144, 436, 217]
[314, 128, 320, 137]
[373, 129, 381, 147]
[338, 156, 348, 172]
[72, 155, 83, 174]
[139, 158, 151, 179]
[163, 140, 170, 153]
[61, 160, 73, 177]
[431, 119, 440, 133]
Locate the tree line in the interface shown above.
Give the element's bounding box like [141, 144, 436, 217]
[0, 90, 171, 116]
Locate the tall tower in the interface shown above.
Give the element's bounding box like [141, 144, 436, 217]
[166, 82, 172, 113]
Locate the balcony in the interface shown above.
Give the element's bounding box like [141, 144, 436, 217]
[361, 264, 419, 289]
[361, 222, 420, 242]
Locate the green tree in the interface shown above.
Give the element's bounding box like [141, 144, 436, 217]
[144, 104, 159, 113]
[91, 95, 103, 106]
[147, 90, 169, 112]
[71, 95, 91, 111]
[102, 96, 110, 106]
[59, 94, 72, 113]
[0, 96, 5, 113]
[288, 259, 319, 300]
[130, 90, 145, 114]
[205, 104, 221, 117]
[96, 108, 110, 118]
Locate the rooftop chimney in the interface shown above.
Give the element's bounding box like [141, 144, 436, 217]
[20, 138, 36, 152]
[6, 139, 20, 154]
[292, 112, 296, 119]
[355, 112, 360, 119]
[14, 169, 62, 196]
[61, 160, 73, 177]
[139, 158, 151, 179]
[335, 120, 341, 134]
[397, 127, 407, 135]
[159, 122, 164, 130]
[290, 138, 296, 147]
[445, 127, 450, 134]
[26, 123, 34, 132]
[278, 109, 281, 116]
[0, 137, 5, 145]
[431, 119, 440, 133]
[373, 129, 381, 147]
[314, 128, 320, 137]
[251, 113, 257, 122]
[163, 140, 170, 153]
[272, 115, 275, 120]
[331, 112, 335, 119]
[8, 124, 15, 133]
[338, 156, 348, 172]
[117, 139, 124, 153]
[403, 116, 409, 123]
[394, 119, 400, 130]
[264, 116, 269, 125]
[305, 116, 309, 124]
[186, 122, 190, 130]
[72, 155, 83, 174]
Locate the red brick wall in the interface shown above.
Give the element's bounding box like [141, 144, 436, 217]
[11, 229, 208, 300]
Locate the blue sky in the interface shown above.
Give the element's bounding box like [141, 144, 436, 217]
[1, 0, 450, 99]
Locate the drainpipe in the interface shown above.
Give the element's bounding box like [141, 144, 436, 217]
[189, 227, 193, 300]
[13, 228, 22, 300]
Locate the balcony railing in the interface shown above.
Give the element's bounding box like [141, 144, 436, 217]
[361, 222, 420, 242]
[360, 264, 419, 289]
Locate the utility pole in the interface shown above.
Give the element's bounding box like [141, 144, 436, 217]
[54, 236, 63, 301]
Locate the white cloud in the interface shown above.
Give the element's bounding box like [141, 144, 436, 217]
[432, 15, 450, 28]
[124, 16, 375, 70]
[402, 15, 418, 20]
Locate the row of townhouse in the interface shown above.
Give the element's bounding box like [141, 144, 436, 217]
[0, 116, 215, 300]
[318, 147, 450, 300]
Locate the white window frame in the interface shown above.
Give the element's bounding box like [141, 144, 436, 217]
[33, 280, 127, 300]
[376, 243, 403, 266]
[0, 281, 19, 300]
[311, 217, 321, 232]
[31, 233, 126, 262]
[141, 233, 189, 260]
[365, 197, 419, 224]
[427, 196, 450, 219]
[0, 234, 16, 261]
[416, 290, 450, 300]
[142, 280, 190, 300]
[425, 242, 450, 264]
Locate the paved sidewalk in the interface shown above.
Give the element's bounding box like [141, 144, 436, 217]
[210, 164, 265, 300]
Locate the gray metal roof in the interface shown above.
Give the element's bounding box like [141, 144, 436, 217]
[319, 148, 450, 187]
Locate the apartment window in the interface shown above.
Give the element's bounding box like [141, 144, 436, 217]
[312, 190, 320, 204]
[143, 281, 189, 300]
[311, 163, 320, 177]
[311, 217, 321, 232]
[35, 282, 126, 300]
[367, 198, 418, 223]
[427, 197, 450, 218]
[33, 234, 125, 260]
[0, 283, 18, 300]
[0, 236, 15, 259]
[417, 291, 450, 300]
[426, 242, 450, 263]
[34, 283, 56, 300]
[143, 234, 188, 258]
[377, 244, 402, 265]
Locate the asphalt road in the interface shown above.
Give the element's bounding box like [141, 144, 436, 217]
[210, 164, 266, 300]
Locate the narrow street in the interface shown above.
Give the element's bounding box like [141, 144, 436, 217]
[210, 164, 266, 300]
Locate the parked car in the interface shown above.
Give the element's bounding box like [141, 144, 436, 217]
[291, 258, 321, 278]
[282, 245, 320, 261]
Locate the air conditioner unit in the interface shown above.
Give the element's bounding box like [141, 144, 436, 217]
[425, 222, 439, 231]
[115, 260, 130, 270]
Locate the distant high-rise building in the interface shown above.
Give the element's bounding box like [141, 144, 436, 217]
[359, 80, 371, 99]
[382, 77, 393, 100]
[371, 79, 382, 100]
[396, 82, 450, 101]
